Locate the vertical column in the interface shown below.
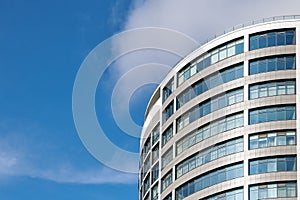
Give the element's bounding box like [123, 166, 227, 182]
[243, 33, 249, 200]
[295, 23, 300, 200]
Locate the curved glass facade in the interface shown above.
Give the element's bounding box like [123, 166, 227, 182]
[139, 17, 299, 200]
[175, 163, 244, 200]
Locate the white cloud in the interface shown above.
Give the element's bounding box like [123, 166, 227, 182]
[0, 149, 137, 184]
[108, 0, 300, 133]
[0, 121, 137, 185]
[125, 0, 300, 41]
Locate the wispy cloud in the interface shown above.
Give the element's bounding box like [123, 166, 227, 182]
[0, 151, 137, 184]
[0, 121, 137, 185]
[126, 0, 300, 41]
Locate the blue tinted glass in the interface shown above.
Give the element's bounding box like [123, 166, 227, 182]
[250, 163, 258, 174]
[287, 158, 296, 170]
[277, 107, 286, 120]
[277, 159, 286, 171]
[286, 107, 295, 120]
[258, 161, 267, 173]
[259, 35, 267, 48]
[202, 177, 210, 188]
[197, 61, 204, 71]
[250, 139, 258, 149]
[249, 113, 258, 124]
[258, 138, 267, 148]
[202, 102, 211, 116]
[218, 171, 226, 182]
[277, 32, 285, 45]
[267, 58, 276, 71]
[258, 60, 267, 73]
[193, 83, 199, 96]
[277, 57, 285, 70]
[286, 56, 295, 69]
[184, 70, 190, 80]
[235, 43, 244, 54]
[250, 36, 258, 50]
[286, 135, 295, 145]
[221, 72, 227, 82]
[268, 108, 276, 121]
[250, 62, 259, 75]
[236, 65, 244, 78]
[210, 174, 217, 185]
[188, 183, 195, 194]
[227, 68, 235, 81]
[267, 32, 276, 46]
[203, 57, 211, 68]
[286, 31, 295, 45]
[258, 110, 267, 123]
[268, 137, 275, 146]
[202, 82, 208, 92]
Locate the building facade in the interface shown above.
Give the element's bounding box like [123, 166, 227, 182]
[139, 16, 300, 200]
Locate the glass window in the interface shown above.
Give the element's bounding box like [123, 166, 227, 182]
[258, 34, 267, 48]
[152, 125, 160, 145]
[176, 137, 243, 178]
[277, 32, 285, 45]
[286, 31, 295, 45]
[177, 112, 244, 155]
[177, 88, 243, 131]
[162, 125, 173, 146]
[277, 57, 285, 70]
[177, 38, 244, 86]
[176, 163, 243, 200]
[249, 156, 296, 175]
[249, 105, 296, 125]
[267, 32, 276, 46]
[177, 64, 243, 109]
[249, 55, 296, 75]
[250, 80, 296, 100]
[219, 47, 227, 60]
[250, 35, 258, 50]
[211, 51, 219, 64]
[250, 182, 297, 200]
[227, 45, 235, 57]
[162, 78, 174, 103]
[249, 130, 296, 150]
[250, 29, 295, 51]
[163, 101, 174, 124]
[267, 58, 276, 71]
[162, 171, 172, 191]
[162, 149, 173, 168]
[236, 42, 244, 54]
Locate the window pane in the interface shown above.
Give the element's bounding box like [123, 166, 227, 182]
[219, 49, 227, 60]
[277, 32, 285, 45]
[286, 56, 295, 69]
[259, 34, 267, 48]
[250, 36, 258, 50]
[227, 46, 235, 57]
[286, 31, 295, 45]
[267, 58, 276, 72]
[267, 32, 276, 47]
[258, 60, 267, 73]
[277, 57, 285, 70]
[236, 43, 244, 54]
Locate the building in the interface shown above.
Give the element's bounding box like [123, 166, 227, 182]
[139, 15, 300, 200]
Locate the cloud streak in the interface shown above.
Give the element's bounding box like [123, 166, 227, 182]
[0, 121, 137, 185]
[0, 148, 137, 185]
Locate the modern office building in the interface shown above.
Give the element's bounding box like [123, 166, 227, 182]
[139, 16, 300, 200]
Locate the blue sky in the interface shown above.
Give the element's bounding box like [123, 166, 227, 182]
[1, 0, 299, 199]
[0, 0, 141, 199]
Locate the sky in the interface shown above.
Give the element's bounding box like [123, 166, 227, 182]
[0, 0, 300, 200]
